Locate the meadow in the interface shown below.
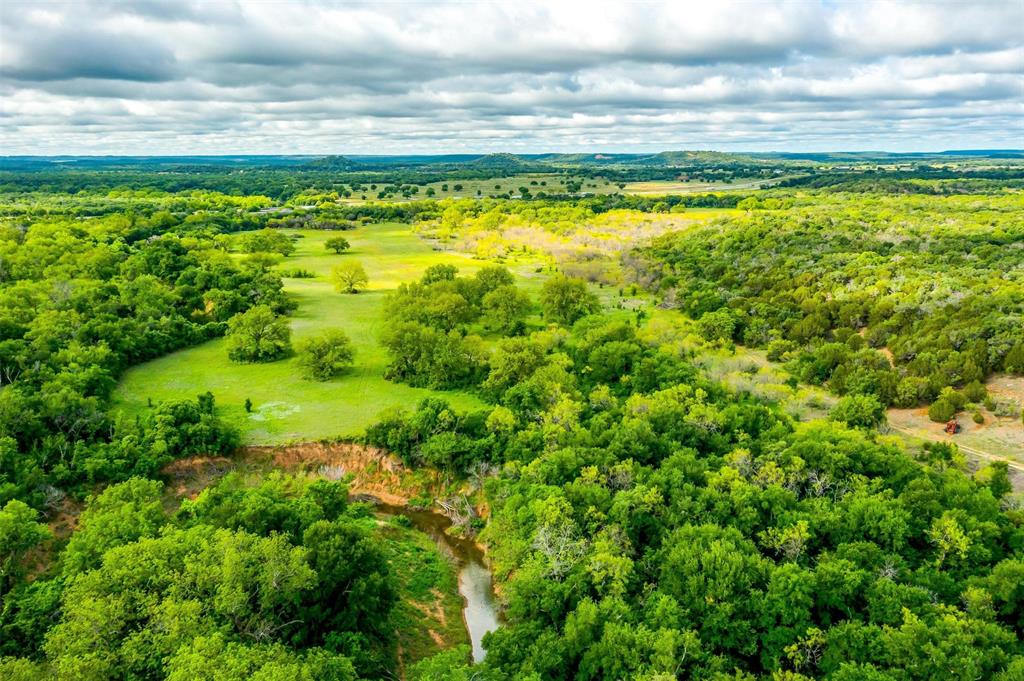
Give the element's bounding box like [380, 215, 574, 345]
[113, 226, 492, 443]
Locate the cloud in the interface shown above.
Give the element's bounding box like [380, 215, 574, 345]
[0, 0, 1021, 154]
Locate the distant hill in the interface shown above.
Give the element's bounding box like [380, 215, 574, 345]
[304, 155, 361, 170]
[464, 153, 534, 170]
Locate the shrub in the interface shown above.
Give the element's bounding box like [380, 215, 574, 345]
[766, 339, 797, 362]
[963, 380, 987, 403]
[928, 399, 957, 423]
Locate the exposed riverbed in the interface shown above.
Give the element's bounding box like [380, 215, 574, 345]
[370, 499, 500, 663]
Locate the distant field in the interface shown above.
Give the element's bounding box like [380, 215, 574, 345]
[339, 172, 795, 202]
[340, 173, 623, 202]
[422, 173, 621, 199]
[624, 174, 804, 194]
[113, 226, 492, 444]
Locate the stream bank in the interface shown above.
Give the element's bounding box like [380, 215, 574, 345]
[369, 498, 500, 663]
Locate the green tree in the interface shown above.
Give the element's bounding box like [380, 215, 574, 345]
[238, 229, 295, 256]
[541, 275, 600, 326]
[324, 236, 350, 254]
[421, 264, 458, 285]
[830, 394, 886, 428]
[0, 500, 50, 597]
[696, 309, 736, 342]
[331, 261, 368, 294]
[482, 285, 531, 334]
[296, 330, 355, 381]
[62, 478, 165, 576]
[225, 305, 292, 362]
[928, 398, 957, 423]
[167, 635, 357, 681]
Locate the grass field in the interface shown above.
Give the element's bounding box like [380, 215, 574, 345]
[338, 173, 622, 202]
[113, 226, 493, 444]
[623, 175, 804, 194]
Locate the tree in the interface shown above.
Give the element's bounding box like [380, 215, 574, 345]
[167, 635, 357, 681]
[482, 285, 531, 334]
[541, 275, 600, 326]
[830, 394, 886, 428]
[696, 310, 736, 343]
[0, 500, 49, 597]
[928, 398, 957, 423]
[296, 330, 355, 381]
[331, 262, 368, 294]
[225, 305, 292, 362]
[1004, 344, 1024, 374]
[61, 478, 165, 576]
[421, 264, 458, 285]
[44, 526, 319, 680]
[325, 237, 350, 254]
[238, 229, 295, 257]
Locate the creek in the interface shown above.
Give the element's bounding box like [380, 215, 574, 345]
[370, 499, 500, 663]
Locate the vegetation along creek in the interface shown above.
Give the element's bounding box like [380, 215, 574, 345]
[370, 499, 500, 663]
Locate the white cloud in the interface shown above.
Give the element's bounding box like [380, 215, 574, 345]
[0, 0, 1021, 153]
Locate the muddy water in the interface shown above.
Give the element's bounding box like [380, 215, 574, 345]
[369, 499, 500, 663]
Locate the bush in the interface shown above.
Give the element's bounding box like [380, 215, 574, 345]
[1005, 344, 1024, 374]
[972, 410, 984, 424]
[895, 376, 932, 407]
[766, 339, 797, 361]
[938, 386, 967, 410]
[928, 399, 957, 423]
[963, 380, 987, 403]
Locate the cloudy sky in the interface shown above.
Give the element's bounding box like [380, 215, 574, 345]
[1, 0, 1022, 155]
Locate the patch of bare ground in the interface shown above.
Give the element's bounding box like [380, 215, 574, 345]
[162, 455, 235, 504]
[887, 376, 1024, 491]
[241, 442, 435, 506]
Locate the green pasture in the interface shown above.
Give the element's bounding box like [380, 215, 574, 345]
[113, 225, 492, 444]
[341, 174, 622, 202]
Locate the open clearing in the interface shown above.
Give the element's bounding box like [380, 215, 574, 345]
[887, 374, 1024, 484]
[339, 173, 623, 202]
[623, 174, 805, 194]
[113, 226, 492, 444]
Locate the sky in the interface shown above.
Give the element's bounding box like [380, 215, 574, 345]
[1, 0, 1022, 155]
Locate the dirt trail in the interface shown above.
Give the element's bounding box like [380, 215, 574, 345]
[885, 422, 1024, 491]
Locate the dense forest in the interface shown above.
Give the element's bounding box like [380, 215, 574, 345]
[0, 156, 1021, 680]
[638, 192, 1024, 425]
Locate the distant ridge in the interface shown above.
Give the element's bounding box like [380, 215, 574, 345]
[304, 155, 361, 170]
[1, 150, 1020, 172]
[464, 153, 533, 170]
